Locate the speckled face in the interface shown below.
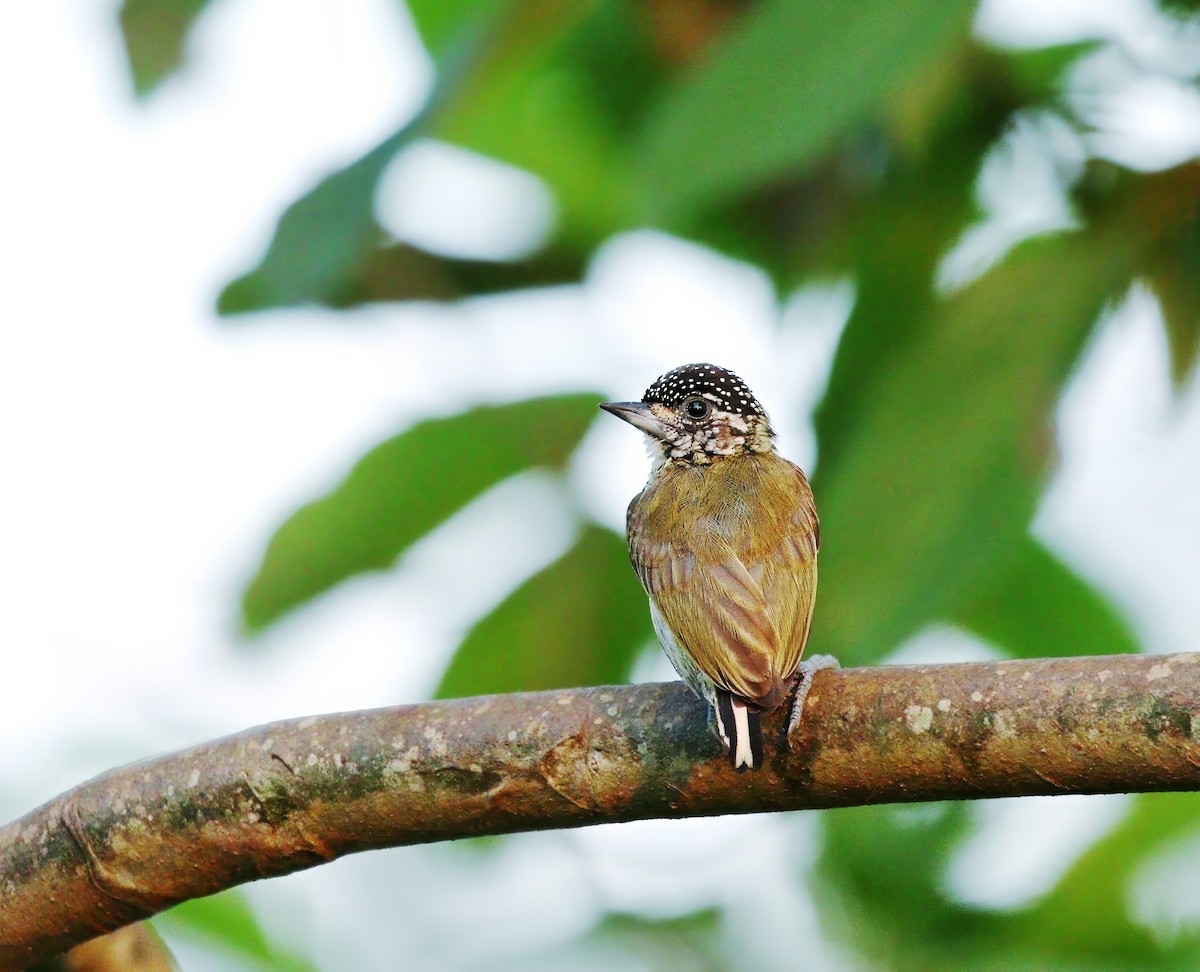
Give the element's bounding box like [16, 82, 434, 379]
[642, 363, 766, 419]
[637, 363, 774, 465]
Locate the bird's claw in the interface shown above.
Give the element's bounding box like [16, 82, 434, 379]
[786, 654, 839, 747]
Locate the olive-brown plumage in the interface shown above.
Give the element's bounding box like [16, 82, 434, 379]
[601, 363, 821, 771]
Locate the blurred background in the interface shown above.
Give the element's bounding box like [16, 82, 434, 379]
[4, 0, 1200, 968]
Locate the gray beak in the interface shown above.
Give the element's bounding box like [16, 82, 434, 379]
[599, 401, 669, 438]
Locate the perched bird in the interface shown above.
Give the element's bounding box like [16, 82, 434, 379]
[600, 363, 832, 771]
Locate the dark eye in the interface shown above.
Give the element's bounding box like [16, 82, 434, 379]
[685, 398, 710, 419]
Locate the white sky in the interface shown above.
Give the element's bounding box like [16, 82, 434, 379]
[3, 0, 1200, 968]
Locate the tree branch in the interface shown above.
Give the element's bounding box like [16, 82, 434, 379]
[4, 652, 1200, 968]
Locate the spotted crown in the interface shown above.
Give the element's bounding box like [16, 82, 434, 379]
[642, 363, 766, 418]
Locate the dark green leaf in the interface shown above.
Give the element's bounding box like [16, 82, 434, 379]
[437, 525, 652, 697]
[954, 536, 1140, 659]
[813, 229, 1139, 665]
[341, 240, 589, 306]
[639, 0, 977, 224]
[218, 129, 413, 315]
[1146, 238, 1200, 389]
[118, 0, 213, 97]
[1158, 0, 1200, 14]
[1002, 41, 1104, 102]
[242, 394, 601, 632]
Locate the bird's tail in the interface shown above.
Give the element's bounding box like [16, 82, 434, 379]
[717, 690, 764, 772]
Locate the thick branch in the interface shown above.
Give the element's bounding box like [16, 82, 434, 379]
[4, 652, 1200, 967]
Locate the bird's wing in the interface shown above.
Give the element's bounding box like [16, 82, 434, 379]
[632, 530, 778, 702]
[629, 461, 818, 708]
[764, 464, 819, 683]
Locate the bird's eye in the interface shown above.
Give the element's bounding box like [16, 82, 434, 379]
[685, 398, 710, 419]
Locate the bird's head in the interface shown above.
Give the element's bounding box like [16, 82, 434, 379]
[600, 363, 775, 467]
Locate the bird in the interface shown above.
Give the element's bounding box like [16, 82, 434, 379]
[600, 363, 833, 771]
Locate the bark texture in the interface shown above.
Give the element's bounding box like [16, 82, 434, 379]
[5, 652, 1200, 968]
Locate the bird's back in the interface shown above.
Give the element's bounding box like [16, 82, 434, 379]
[627, 451, 819, 711]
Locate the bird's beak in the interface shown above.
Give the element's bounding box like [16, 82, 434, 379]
[599, 401, 669, 439]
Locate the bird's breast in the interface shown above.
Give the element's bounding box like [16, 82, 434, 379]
[634, 453, 807, 552]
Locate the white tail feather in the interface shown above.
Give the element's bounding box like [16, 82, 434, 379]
[732, 700, 754, 770]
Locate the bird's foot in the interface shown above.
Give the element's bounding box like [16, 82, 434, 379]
[707, 695, 732, 753]
[786, 654, 839, 748]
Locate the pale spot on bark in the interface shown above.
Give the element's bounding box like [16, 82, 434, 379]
[905, 705, 933, 734]
[423, 726, 448, 757]
[991, 710, 1017, 739]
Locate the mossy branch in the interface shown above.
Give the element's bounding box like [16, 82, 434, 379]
[4, 652, 1200, 968]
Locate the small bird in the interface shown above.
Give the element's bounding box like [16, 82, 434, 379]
[601, 363, 832, 771]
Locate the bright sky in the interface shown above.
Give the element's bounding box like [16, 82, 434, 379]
[3, 1, 1200, 968]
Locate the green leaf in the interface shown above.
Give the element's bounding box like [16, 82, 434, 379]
[589, 908, 724, 968]
[156, 890, 272, 960]
[432, 0, 635, 250]
[954, 536, 1140, 659]
[817, 797, 1194, 971]
[218, 129, 412, 315]
[242, 394, 601, 632]
[809, 49, 1019, 468]
[816, 804, 1007, 969]
[1146, 238, 1200, 389]
[339, 240, 589, 306]
[813, 228, 1140, 665]
[639, 0, 977, 224]
[157, 889, 321, 971]
[1003, 41, 1104, 102]
[436, 525, 652, 697]
[406, 0, 504, 59]
[118, 0, 213, 97]
[219, 1, 611, 314]
[1014, 792, 1200, 966]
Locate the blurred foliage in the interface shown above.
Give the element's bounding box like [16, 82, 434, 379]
[118, 0, 213, 96]
[243, 394, 599, 630]
[953, 537, 1140, 659]
[437, 525, 653, 697]
[120, 0, 1200, 969]
[815, 795, 1200, 970]
[154, 891, 318, 971]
